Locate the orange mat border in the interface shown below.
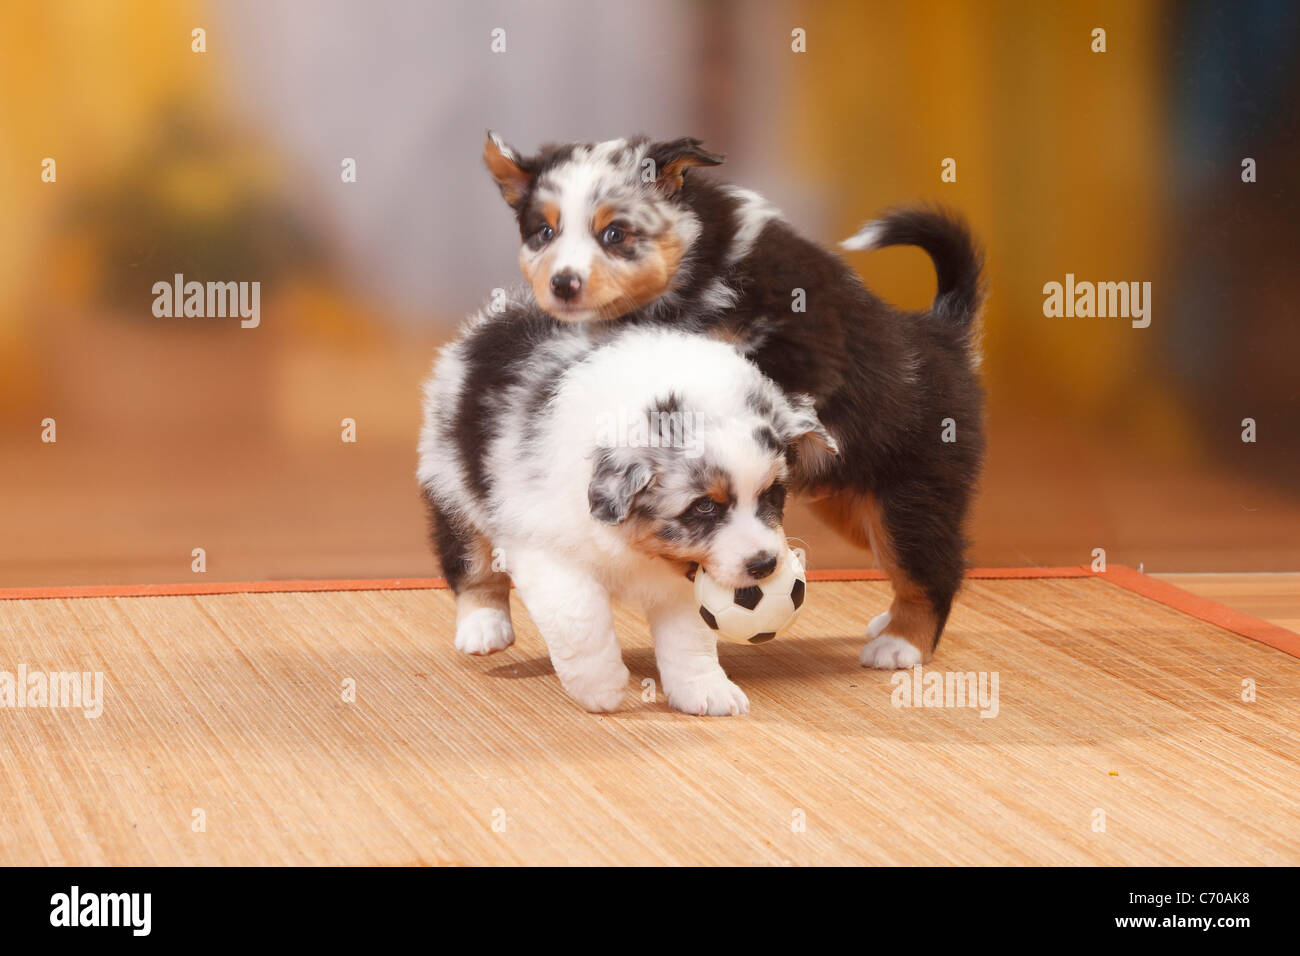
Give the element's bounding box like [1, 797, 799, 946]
[1094, 565, 1300, 658]
[0, 565, 1294, 658]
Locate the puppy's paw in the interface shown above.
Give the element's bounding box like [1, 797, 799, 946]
[564, 665, 630, 713]
[455, 608, 516, 656]
[666, 672, 751, 717]
[860, 633, 923, 670]
[867, 610, 892, 639]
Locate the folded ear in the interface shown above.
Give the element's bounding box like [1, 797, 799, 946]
[647, 137, 725, 197]
[780, 393, 839, 473]
[483, 131, 534, 208]
[588, 450, 654, 525]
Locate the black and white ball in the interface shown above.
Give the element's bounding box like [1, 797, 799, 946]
[695, 548, 806, 644]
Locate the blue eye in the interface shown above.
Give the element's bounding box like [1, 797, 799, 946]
[601, 225, 625, 246]
[538, 225, 554, 242]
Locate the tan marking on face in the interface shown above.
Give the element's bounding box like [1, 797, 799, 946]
[613, 465, 740, 571]
[705, 473, 730, 504]
[581, 231, 686, 320]
[621, 514, 709, 567]
[542, 202, 559, 229]
[519, 244, 558, 309]
[810, 492, 940, 660]
[592, 204, 618, 233]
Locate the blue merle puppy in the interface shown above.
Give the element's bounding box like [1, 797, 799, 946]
[419, 307, 837, 715]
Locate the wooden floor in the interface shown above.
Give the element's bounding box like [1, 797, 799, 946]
[1, 574, 1297, 866]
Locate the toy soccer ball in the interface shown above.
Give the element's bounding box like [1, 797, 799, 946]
[695, 548, 806, 644]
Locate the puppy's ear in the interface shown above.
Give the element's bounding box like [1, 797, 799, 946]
[779, 394, 839, 473]
[483, 131, 534, 209]
[589, 450, 654, 525]
[647, 137, 725, 197]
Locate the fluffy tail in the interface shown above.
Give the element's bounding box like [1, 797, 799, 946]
[841, 207, 984, 329]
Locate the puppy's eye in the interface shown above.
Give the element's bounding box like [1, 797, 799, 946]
[537, 225, 554, 242]
[600, 225, 625, 246]
[760, 482, 786, 513]
[686, 496, 721, 517]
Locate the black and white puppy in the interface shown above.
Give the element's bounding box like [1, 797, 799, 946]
[479, 133, 985, 669]
[418, 301, 837, 715]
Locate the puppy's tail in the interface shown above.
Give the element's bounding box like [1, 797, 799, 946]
[840, 207, 984, 331]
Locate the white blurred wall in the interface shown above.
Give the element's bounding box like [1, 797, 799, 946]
[216, 0, 807, 327]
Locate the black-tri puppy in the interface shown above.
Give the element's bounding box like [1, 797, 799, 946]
[472, 133, 985, 670]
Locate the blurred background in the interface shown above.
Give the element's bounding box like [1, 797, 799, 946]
[2, 1, 1298, 609]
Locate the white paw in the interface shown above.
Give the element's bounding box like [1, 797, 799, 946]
[454, 608, 516, 656]
[665, 672, 751, 716]
[867, 610, 892, 638]
[860, 633, 923, 670]
[563, 665, 630, 713]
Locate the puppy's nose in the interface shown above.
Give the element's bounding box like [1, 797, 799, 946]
[745, 552, 778, 580]
[550, 271, 582, 301]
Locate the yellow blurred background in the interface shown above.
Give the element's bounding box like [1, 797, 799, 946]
[2, 0, 1298, 589]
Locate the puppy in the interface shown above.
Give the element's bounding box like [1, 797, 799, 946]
[478, 132, 986, 669]
[418, 302, 837, 715]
